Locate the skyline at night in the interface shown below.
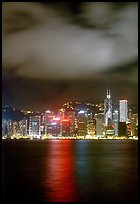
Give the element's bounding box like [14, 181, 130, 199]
[2, 89, 138, 141]
[2, 2, 138, 111]
[2, 3, 138, 203]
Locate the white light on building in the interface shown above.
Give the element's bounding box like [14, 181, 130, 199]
[119, 100, 128, 122]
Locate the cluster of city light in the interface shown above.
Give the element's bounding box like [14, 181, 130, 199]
[2, 90, 138, 140]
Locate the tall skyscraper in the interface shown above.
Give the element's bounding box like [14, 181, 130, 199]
[67, 110, 76, 137]
[22, 118, 28, 136]
[86, 113, 96, 137]
[104, 89, 112, 127]
[95, 113, 104, 137]
[113, 110, 119, 136]
[29, 116, 41, 138]
[77, 110, 87, 136]
[119, 100, 128, 122]
[44, 110, 54, 135]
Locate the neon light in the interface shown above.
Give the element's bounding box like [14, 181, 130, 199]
[53, 117, 60, 120]
[120, 100, 127, 102]
[51, 122, 57, 125]
[62, 119, 69, 122]
[78, 110, 85, 114]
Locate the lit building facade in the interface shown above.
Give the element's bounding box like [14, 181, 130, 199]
[29, 116, 41, 138]
[113, 110, 119, 136]
[44, 110, 54, 135]
[131, 114, 138, 136]
[86, 113, 96, 137]
[95, 113, 104, 137]
[2, 120, 8, 138]
[77, 110, 87, 137]
[104, 89, 112, 127]
[119, 100, 128, 122]
[22, 118, 28, 136]
[7, 120, 13, 139]
[50, 117, 61, 137]
[61, 119, 70, 137]
[67, 110, 76, 137]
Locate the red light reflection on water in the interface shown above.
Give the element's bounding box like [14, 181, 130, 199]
[45, 140, 77, 202]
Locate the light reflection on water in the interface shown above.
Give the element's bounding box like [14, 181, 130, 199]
[2, 140, 138, 203]
[45, 140, 77, 202]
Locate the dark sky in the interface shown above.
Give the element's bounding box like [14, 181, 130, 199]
[2, 2, 138, 111]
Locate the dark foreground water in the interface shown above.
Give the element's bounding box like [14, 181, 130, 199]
[2, 140, 138, 203]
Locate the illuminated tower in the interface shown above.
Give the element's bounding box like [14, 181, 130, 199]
[29, 115, 41, 139]
[44, 110, 54, 135]
[113, 110, 119, 136]
[77, 110, 87, 137]
[119, 100, 128, 122]
[104, 89, 112, 127]
[118, 100, 128, 137]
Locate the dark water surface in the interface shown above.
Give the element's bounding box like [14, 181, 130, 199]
[2, 140, 138, 203]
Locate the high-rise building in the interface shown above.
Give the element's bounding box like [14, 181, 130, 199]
[118, 122, 127, 137]
[95, 113, 104, 137]
[119, 100, 128, 122]
[86, 113, 96, 137]
[67, 110, 76, 137]
[7, 120, 13, 139]
[104, 89, 112, 127]
[29, 116, 41, 138]
[61, 118, 70, 137]
[44, 110, 54, 135]
[131, 114, 138, 136]
[77, 110, 87, 137]
[12, 121, 23, 137]
[2, 120, 8, 138]
[22, 118, 28, 136]
[50, 117, 61, 137]
[113, 109, 119, 136]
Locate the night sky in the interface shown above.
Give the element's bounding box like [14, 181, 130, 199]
[2, 2, 138, 111]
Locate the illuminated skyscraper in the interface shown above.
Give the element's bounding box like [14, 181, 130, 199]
[95, 113, 104, 137]
[113, 110, 119, 136]
[44, 110, 54, 135]
[77, 110, 87, 136]
[67, 110, 76, 137]
[22, 118, 28, 136]
[104, 89, 112, 127]
[119, 100, 128, 122]
[87, 113, 96, 137]
[29, 116, 41, 138]
[50, 117, 61, 137]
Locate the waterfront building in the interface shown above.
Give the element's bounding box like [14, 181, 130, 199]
[29, 116, 41, 138]
[61, 118, 70, 137]
[104, 89, 112, 127]
[49, 117, 61, 137]
[118, 122, 127, 137]
[95, 113, 104, 137]
[22, 118, 28, 136]
[131, 114, 138, 136]
[44, 110, 54, 135]
[113, 109, 119, 136]
[77, 110, 87, 137]
[119, 100, 128, 122]
[67, 110, 76, 137]
[7, 120, 13, 139]
[86, 113, 96, 137]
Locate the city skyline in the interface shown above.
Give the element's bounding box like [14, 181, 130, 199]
[2, 3, 138, 203]
[2, 90, 138, 140]
[2, 2, 138, 111]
